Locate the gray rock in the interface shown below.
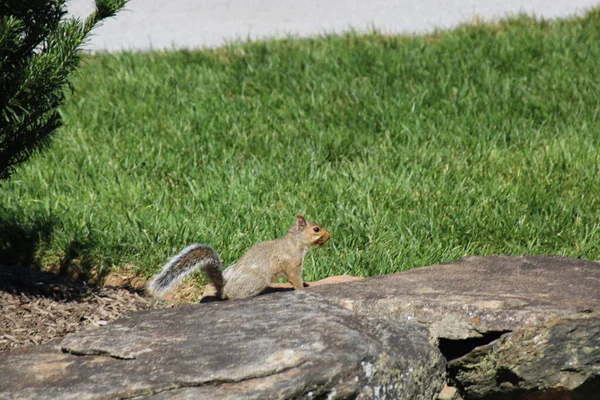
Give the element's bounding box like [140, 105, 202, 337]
[0, 291, 445, 400]
[307, 256, 600, 343]
[307, 255, 600, 398]
[447, 312, 600, 399]
[2, 255, 597, 399]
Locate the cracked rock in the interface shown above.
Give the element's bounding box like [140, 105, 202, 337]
[447, 312, 600, 399]
[0, 291, 445, 399]
[307, 255, 600, 343]
[306, 255, 600, 398]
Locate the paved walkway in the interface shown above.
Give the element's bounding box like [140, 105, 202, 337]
[68, 0, 598, 52]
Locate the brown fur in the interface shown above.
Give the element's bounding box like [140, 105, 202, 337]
[147, 214, 331, 300]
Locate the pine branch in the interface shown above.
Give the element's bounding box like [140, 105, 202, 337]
[0, 0, 128, 180]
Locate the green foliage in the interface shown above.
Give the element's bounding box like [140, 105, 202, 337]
[1, 9, 599, 281]
[0, 0, 127, 180]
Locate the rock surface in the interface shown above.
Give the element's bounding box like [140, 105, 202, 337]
[307, 256, 600, 343]
[0, 291, 446, 400]
[448, 312, 600, 399]
[1, 255, 598, 400]
[306, 255, 600, 398]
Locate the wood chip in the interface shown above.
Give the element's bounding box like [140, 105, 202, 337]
[0, 265, 167, 351]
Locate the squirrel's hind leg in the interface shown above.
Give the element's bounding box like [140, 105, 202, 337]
[222, 264, 271, 299]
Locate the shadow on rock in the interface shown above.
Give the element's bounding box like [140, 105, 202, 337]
[199, 286, 295, 303]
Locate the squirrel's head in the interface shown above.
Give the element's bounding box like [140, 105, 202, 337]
[293, 214, 331, 247]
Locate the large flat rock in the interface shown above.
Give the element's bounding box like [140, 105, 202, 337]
[307, 256, 600, 342]
[0, 291, 445, 400]
[1, 255, 597, 399]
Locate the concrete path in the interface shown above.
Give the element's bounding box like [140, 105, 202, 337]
[68, 0, 598, 52]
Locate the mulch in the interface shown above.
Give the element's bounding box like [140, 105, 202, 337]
[0, 264, 173, 352]
[0, 265, 362, 352]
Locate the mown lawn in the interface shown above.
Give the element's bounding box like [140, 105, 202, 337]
[1, 9, 599, 282]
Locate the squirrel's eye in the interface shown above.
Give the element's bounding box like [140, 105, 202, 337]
[313, 227, 320, 233]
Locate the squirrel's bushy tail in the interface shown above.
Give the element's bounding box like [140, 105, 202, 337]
[147, 244, 224, 298]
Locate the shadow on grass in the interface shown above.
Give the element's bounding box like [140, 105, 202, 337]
[0, 215, 109, 298]
[0, 216, 55, 270]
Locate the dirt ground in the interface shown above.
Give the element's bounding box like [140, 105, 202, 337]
[0, 265, 192, 352]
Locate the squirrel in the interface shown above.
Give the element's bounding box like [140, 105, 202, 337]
[147, 214, 331, 300]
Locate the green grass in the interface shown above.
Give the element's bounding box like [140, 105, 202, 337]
[1, 9, 600, 282]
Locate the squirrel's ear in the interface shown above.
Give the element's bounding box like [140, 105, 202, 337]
[296, 214, 307, 228]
